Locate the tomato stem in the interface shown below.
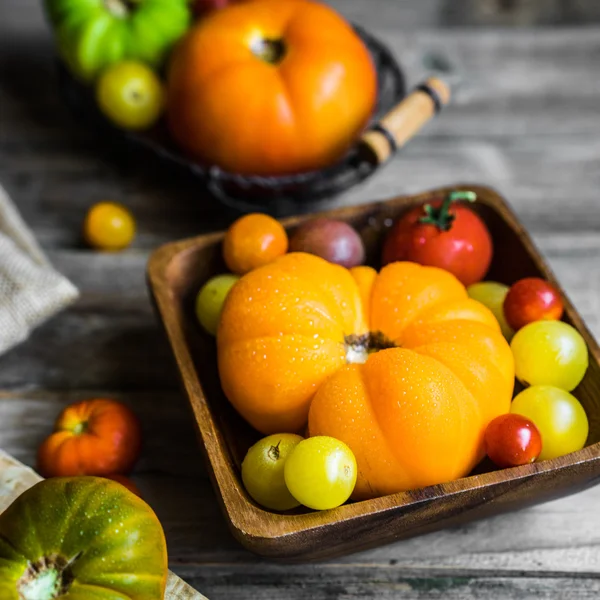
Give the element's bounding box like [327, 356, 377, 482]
[251, 37, 287, 64]
[345, 332, 396, 364]
[17, 555, 75, 600]
[268, 442, 281, 461]
[72, 421, 88, 436]
[419, 190, 477, 232]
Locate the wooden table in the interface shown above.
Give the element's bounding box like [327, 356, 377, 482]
[2, 1, 600, 598]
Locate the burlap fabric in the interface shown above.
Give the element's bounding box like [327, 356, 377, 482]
[0, 184, 78, 353]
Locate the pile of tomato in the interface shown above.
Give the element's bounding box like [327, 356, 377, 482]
[0, 397, 170, 598]
[44, 0, 379, 177]
[195, 191, 590, 512]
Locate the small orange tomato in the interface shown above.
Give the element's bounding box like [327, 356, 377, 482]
[84, 201, 136, 251]
[104, 474, 142, 497]
[38, 398, 142, 477]
[223, 213, 288, 275]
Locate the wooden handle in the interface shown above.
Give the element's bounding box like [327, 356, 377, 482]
[360, 77, 451, 165]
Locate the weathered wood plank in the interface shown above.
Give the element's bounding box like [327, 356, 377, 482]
[3, 135, 600, 245]
[4, 29, 600, 133]
[0, 450, 208, 599]
[1, 232, 597, 390]
[5, 0, 600, 33]
[4, 388, 600, 577]
[3, 28, 600, 240]
[174, 569, 600, 600]
[0, 391, 202, 475]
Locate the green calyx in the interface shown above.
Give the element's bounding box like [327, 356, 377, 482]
[19, 569, 62, 600]
[17, 556, 76, 600]
[419, 190, 477, 232]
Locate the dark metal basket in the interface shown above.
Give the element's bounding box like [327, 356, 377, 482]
[59, 25, 405, 212]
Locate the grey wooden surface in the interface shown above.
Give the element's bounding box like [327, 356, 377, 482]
[2, 1, 600, 598]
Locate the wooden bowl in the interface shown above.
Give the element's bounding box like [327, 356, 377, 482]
[147, 185, 600, 562]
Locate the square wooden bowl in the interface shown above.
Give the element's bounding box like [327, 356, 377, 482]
[147, 185, 600, 562]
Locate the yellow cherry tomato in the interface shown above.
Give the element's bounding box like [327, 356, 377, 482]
[284, 436, 357, 510]
[96, 61, 164, 131]
[241, 433, 304, 511]
[511, 385, 589, 461]
[84, 202, 136, 251]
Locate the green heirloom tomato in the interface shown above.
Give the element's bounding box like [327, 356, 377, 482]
[45, 0, 191, 81]
[0, 477, 168, 600]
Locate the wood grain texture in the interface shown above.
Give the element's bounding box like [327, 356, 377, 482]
[3, 27, 600, 228]
[5, 0, 600, 33]
[2, 0, 600, 596]
[0, 451, 208, 599]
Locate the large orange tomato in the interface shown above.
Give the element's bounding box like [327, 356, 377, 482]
[218, 254, 514, 498]
[167, 0, 377, 175]
[38, 399, 142, 478]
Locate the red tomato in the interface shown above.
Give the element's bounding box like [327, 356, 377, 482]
[484, 413, 542, 468]
[382, 191, 492, 286]
[503, 277, 564, 331]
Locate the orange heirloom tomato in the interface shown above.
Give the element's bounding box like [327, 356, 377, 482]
[218, 254, 514, 498]
[38, 399, 142, 478]
[167, 0, 377, 175]
[0, 477, 167, 600]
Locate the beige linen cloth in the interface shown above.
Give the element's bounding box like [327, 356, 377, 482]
[0, 184, 78, 353]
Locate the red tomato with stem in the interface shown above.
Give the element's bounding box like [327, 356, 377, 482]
[484, 413, 542, 468]
[503, 277, 564, 331]
[382, 191, 493, 286]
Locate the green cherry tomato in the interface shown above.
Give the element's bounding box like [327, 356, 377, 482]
[511, 385, 589, 461]
[196, 274, 240, 336]
[241, 434, 304, 511]
[96, 61, 164, 130]
[284, 436, 357, 511]
[511, 320, 588, 391]
[467, 281, 515, 340]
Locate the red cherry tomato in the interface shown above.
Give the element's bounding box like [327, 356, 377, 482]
[503, 277, 564, 331]
[382, 191, 492, 286]
[484, 414, 542, 468]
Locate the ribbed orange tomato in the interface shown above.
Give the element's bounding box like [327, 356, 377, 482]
[218, 254, 514, 498]
[38, 399, 142, 478]
[167, 0, 377, 175]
